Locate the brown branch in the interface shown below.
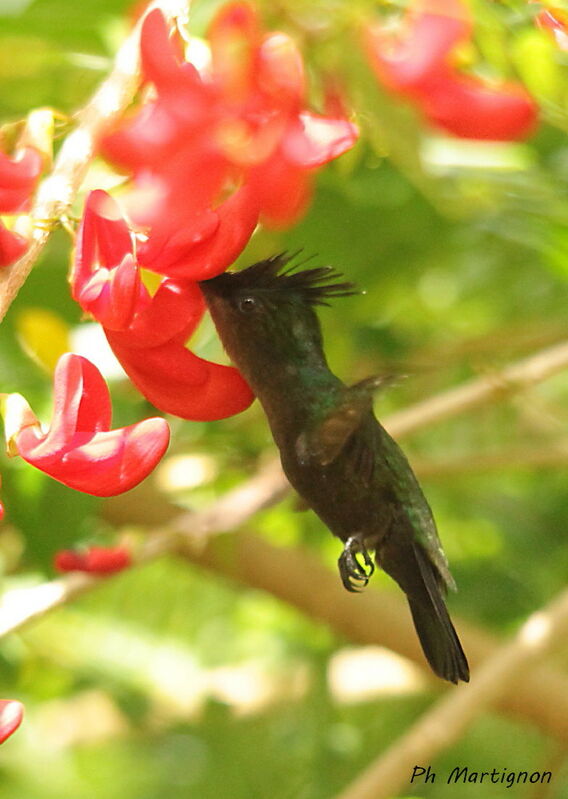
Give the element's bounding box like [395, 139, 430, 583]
[0, 459, 288, 637]
[335, 587, 568, 799]
[0, 0, 191, 324]
[413, 442, 568, 479]
[385, 340, 568, 438]
[529, 746, 567, 799]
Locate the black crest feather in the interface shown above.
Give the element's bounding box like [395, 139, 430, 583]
[214, 252, 359, 306]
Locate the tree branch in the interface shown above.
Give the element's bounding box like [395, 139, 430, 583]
[334, 586, 568, 799]
[412, 441, 568, 479]
[0, 0, 191, 324]
[385, 340, 568, 438]
[0, 458, 288, 636]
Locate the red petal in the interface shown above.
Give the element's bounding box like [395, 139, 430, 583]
[209, 1, 259, 102]
[108, 279, 205, 348]
[0, 185, 36, 214]
[140, 10, 211, 123]
[54, 549, 88, 571]
[0, 700, 23, 744]
[535, 7, 568, 50]
[15, 354, 112, 465]
[282, 111, 358, 168]
[0, 222, 29, 267]
[257, 32, 305, 105]
[106, 333, 254, 421]
[248, 156, 312, 227]
[72, 190, 133, 301]
[100, 104, 183, 172]
[422, 74, 538, 140]
[147, 185, 259, 280]
[0, 147, 42, 188]
[137, 205, 220, 274]
[55, 546, 131, 574]
[364, 0, 471, 96]
[79, 254, 146, 331]
[19, 417, 170, 496]
[141, 10, 182, 87]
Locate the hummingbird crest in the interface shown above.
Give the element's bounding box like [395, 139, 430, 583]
[212, 252, 359, 307]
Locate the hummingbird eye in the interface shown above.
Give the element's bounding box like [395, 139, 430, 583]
[237, 296, 258, 314]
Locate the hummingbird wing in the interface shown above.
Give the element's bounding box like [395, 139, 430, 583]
[378, 423, 457, 592]
[295, 375, 398, 469]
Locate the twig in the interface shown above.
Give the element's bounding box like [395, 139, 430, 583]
[0, 0, 191, 324]
[413, 442, 568, 479]
[385, 340, 568, 438]
[0, 459, 288, 638]
[335, 587, 568, 799]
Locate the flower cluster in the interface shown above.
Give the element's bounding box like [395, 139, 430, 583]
[0, 2, 357, 519]
[101, 4, 358, 231]
[364, 0, 538, 140]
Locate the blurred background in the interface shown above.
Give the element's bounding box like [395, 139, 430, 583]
[1, 0, 568, 796]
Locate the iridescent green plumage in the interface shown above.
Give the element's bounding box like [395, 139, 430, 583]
[200, 254, 469, 683]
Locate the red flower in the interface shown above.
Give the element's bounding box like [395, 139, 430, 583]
[364, 0, 537, 140]
[0, 222, 29, 268]
[100, 5, 358, 231]
[365, 0, 471, 98]
[54, 546, 131, 575]
[0, 147, 42, 214]
[0, 145, 42, 267]
[72, 190, 254, 420]
[535, 6, 568, 50]
[13, 353, 170, 496]
[72, 190, 145, 330]
[0, 700, 23, 744]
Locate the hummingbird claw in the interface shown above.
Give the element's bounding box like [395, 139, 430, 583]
[338, 535, 375, 593]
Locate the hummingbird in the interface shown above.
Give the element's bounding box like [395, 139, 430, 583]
[199, 253, 469, 684]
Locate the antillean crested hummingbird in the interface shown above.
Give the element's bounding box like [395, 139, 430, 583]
[200, 254, 469, 684]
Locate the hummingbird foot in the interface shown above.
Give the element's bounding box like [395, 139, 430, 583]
[338, 535, 375, 593]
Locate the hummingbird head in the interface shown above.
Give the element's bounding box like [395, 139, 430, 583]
[199, 253, 357, 381]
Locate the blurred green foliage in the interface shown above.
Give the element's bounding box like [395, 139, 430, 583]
[1, 0, 568, 797]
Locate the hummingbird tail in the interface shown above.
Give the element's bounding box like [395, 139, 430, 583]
[406, 546, 470, 684]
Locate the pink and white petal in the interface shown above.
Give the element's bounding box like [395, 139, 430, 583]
[72, 191, 133, 299]
[0, 700, 24, 744]
[281, 112, 358, 168]
[15, 355, 112, 466]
